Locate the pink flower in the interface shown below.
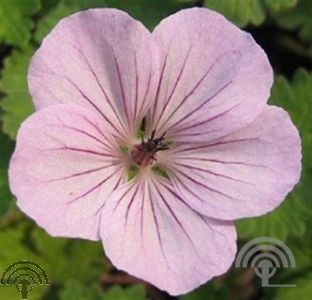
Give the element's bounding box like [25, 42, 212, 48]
[9, 8, 301, 295]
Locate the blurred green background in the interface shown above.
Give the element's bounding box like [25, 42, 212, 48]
[0, 0, 311, 299]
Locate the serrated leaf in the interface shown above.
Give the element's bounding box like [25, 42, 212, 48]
[0, 131, 14, 215]
[60, 282, 145, 300]
[273, 0, 312, 43]
[203, 0, 298, 27]
[32, 228, 108, 284]
[0, 0, 41, 46]
[104, 285, 146, 300]
[236, 69, 312, 241]
[0, 224, 35, 267]
[0, 223, 48, 299]
[60, 281, 104, 300]
[0, 48, 35, 139]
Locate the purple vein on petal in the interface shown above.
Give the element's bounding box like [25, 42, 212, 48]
[148, 181, 171, 270]
[160, 177, 217, 232]
[133, 51, 139, 122]
[173, 168, 240, 201]
[51, 146, 119, 159]
[65, 38, 130, 137]
[66, 167, 122, 204]
[152, 178, 199, 258]
[158, 181, 224, 266]
[165, 79, 234, 135]
[91, 174, 125, 218]
[78, 115, 117, 152]
[112, 183, 136, 213]
[124, 183, 140, 231]
[112, 52, 131, 130]
[169, 174, 229, 212]
[172, 103, 240, 134]
[156, 55, 224, 133]
[174, 162, 253, 185]
[43, 132, 118, 158]
[153, 46, 193, 127]
[137, 69, 152, 124]
[52, 124, 112, 150]
[150, 49, 170, 126]
[174, 157, 268, 169]
[140, 182, 146, 247]
[171, 128, 223, 138]
[66, 77, 126, 139]
[45, 163, 119, 182]
[178, 138, 260, 152]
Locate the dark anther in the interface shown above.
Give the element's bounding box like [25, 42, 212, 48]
[144, 130, 169, 153]
[131, 130, 169, 166]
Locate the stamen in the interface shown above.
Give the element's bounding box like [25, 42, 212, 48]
[130, 130, 169, 166]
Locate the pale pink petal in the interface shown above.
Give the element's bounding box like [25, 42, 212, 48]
[100, 174, 237, 295]
[9, 104, 125, 240]
[149, 8, 273, 142]
[158, 106, 301, 220]
[29, 8, 159, 140]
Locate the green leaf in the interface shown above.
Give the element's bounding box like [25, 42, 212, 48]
[60, 282, 145, 300]
[104, 285, 146, 300]
[203, 0, 298, 27]
[0, 221, 107, 298]
[273, 0, 312, 44]
[237, 69, 312, 241]
[263, 0, 298, 10]
[60, 281, 104, 300]
[180, 281, 229, 300]
[104, 0, 185, 30]
[0, 0, 41, 46]
[287, 234, 312, 270]
[0, 48, 35, 139]
[35, 0, 185, 42]
[0, 224, 35, 268]
[0, 223, 48, 300]
[273, 272, 312, 300]
[0, 285, 45, 300]
[31, 228, 109, 284]
[0, 131, 14, 215]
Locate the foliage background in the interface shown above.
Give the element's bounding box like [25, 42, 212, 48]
[0, 0, 311, 299]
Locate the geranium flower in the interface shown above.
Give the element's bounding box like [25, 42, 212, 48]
[9, 8, 301, 295]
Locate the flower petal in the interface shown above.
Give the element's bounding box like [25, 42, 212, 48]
[159, 106, 301, 220]
[29, 8, 159, 140]
[9, 104, 125, 240]
[100, 174, 237, 295]
[150, 8, 273, 142]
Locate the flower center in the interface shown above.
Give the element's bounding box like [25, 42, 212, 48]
[130, 130, 169, 167]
